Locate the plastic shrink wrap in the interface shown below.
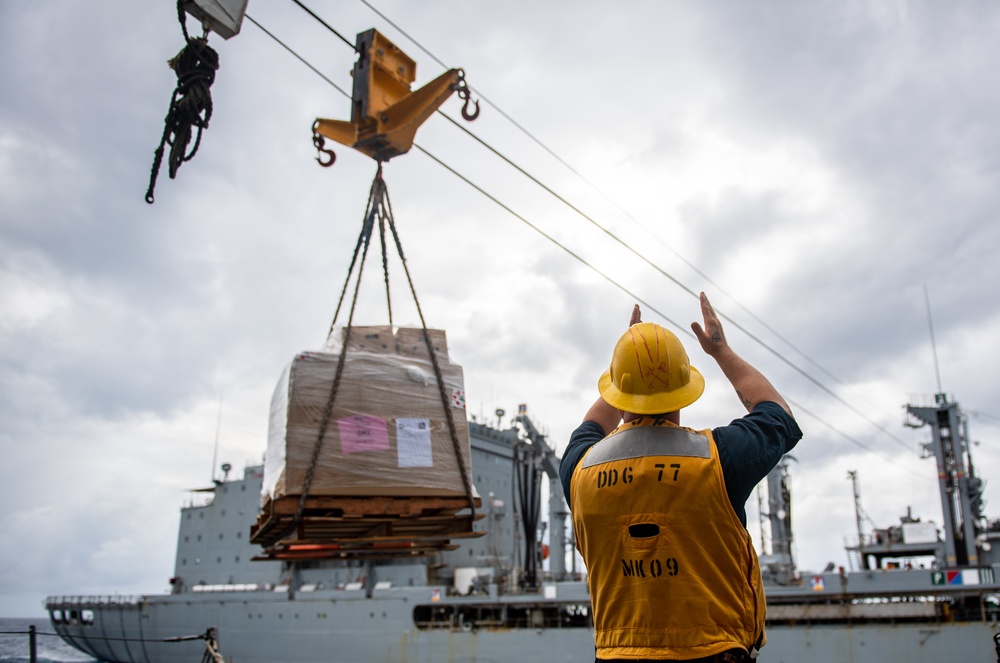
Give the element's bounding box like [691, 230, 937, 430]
[263, 326, 472, 503]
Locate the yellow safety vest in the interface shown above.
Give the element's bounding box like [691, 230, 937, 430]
[570, 418, 765, 660]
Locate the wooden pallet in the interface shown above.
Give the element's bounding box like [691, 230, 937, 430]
[250, 493, 483, 558]
[252, 540, 462, 562]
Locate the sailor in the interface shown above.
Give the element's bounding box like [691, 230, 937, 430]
[560, 294, 802, 662]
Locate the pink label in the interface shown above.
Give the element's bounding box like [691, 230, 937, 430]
[337, 414, 390, 454]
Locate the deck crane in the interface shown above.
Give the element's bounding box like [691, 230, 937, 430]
[514, 408, 571, 587]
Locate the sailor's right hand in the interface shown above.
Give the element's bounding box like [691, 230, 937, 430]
[691, 292, 729, 358]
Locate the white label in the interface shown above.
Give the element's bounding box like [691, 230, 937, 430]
[397, 418, 433, 467]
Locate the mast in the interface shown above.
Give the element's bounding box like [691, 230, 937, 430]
[757, 458, 795, 584]
[847, 470, 867, 568]
[765, 458, 795, 584]
[906, 396, 980, 566]
[211, 396, 223, 484]
[904, 287, 981, 566]
[756, 485, 769, 556]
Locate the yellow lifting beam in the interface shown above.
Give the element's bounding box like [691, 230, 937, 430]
[312, 29, 479, 165]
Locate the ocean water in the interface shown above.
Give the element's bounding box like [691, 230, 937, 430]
[0, 618, 96, 663]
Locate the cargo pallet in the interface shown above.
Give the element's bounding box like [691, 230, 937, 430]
[250, 494, 483, 560]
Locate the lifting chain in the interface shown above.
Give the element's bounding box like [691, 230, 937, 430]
[145, 0, 219, 204]
[291, 164, 477, 534]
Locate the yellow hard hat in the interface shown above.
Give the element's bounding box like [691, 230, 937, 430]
[598, 322, 704, 414]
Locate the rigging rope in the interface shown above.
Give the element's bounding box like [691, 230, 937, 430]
[352, 0, 856, 392]
[164, 627, 225, 662]
[291, 0, 359, 52]
[432, 108, 916, 453]
[145, 1, 219, 204]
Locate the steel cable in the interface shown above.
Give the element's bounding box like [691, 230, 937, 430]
[247, 13, 926, 476]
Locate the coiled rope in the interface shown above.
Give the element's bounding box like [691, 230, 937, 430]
[145, 1, 219, 204]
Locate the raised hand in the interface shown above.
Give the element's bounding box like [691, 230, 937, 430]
[691, 292, 728, 357]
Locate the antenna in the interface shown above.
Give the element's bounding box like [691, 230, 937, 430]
[211, 396, 223, 484]
[756, 484, 769, 555]
[847, 470, 866, 548]
[923, 284, 944, 396]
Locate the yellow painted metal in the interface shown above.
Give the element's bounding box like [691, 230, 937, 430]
[352, 29, 417, 122]
[313, 118, 357, 149]
[313, 29, 464, 162]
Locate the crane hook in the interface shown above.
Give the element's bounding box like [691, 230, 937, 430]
[312, 122, 336, 167]
[454, 69, 480, 121]
[461, 97, 480, 121]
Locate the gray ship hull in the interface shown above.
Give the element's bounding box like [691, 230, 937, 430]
[47, 589, 1000, 662]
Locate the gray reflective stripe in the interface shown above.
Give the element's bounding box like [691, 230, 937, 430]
[581, 425, 710, 468]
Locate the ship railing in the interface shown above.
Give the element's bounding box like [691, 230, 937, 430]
[45, 595, 145, 608]
[191, 583, 262, 593]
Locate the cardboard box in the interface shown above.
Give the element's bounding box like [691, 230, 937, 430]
[264, 327, 471, 501]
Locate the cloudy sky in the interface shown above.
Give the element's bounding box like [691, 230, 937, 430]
[3, 0, 1000, 618]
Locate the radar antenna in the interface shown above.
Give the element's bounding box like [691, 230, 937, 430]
[924, 284, 944, 397]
